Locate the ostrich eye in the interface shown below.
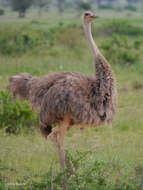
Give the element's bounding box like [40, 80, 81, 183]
[85, 13, 90, 16]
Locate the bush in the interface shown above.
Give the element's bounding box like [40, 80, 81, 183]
[96, 20, 143, 36]
[124, 5, 137, 11]
[0, 25, 46, 56]
[134, 40, 141, 49]
[44, 23, 84, 49]
[0, 23, 84, 56]
[20, 151, 112, 190]
[0, 91, 38, 134]
[0, 8, 4, 15]
[10, 150, 143, 190]
[99, 4, 113, 10]
[100, 35, 139, 66]
[55, 24, 83, 48]
[77, 2, 91, 10]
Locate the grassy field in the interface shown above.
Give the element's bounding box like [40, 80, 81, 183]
[0, 10, 143, 189]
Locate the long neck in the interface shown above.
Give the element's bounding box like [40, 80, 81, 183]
[84, 20, 117, 120]
[83, 21, 99, 57]
[83, 20, 113, 79]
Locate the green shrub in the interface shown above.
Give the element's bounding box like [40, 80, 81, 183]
[99, 4, 113, 10]
[22, 151, 112, 190]
[0, 25, 46, 56]
[0, 8, 4, 15]
[46, 23, 83, 49]
[0, 23, 83, 56]
[55, 26, 83, 48]
[0, 91, 38, 134]
[77, 2, 91, 11]
[134, 40, 141, 49]
[100, 35, 139, 66]
[0, 182, 5, 190]
[96, 20, 143, 36]
[12, 150, 143, 190]
[0, 150, 143, 189]
[124, 5, 137, 11]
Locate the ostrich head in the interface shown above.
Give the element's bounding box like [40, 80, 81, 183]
[8, 73, 32, 100]
[83, 11, 99, 23]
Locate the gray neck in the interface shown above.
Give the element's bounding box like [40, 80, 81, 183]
[83, 21, 100, 57]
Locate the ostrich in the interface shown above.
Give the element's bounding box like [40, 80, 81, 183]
[8, 11, 117, 170]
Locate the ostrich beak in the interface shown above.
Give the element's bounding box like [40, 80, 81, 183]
[91, 14, 99, 19]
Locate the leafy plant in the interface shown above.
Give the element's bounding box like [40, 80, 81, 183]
[0, 91, 38, 134]
[98, 4, 113, 10]
[55, 25, 83, 48]
[100, 35, 139, 66]
[6, 150, 143, 190]
[77, 1, 91, 11]
[96, 19, 143, 36]
[0, 25, 46, 56]
[124, 5, 137, 11]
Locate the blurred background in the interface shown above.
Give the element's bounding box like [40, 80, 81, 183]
[0, 1, 143, 190]
[0, 0, 143, 18]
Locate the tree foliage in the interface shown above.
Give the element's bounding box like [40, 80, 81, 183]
[127, 0, 140, 3]
[34, 0, 51, 16]
[0, 8, 4, 15]
[11, 0, 33, 17]
[77, 1, 91, 11]
[56, 0, 66, 14]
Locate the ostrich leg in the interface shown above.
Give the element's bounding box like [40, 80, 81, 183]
[50, 123, 75, 181]
[58, 124, 68, 168]
[49, 124, 67, 168]
[49, 125, 68, 189]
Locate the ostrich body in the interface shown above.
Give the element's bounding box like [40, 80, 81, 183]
[8, 11, 117, 169]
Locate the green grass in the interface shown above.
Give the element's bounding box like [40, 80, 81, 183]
[0, 11, 143, 189]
